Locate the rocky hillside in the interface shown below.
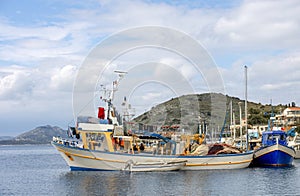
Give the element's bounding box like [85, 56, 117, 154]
[0, 125, 66, 145]
[131, 93, 289, 134]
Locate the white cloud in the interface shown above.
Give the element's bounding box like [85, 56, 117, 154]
[251, 53, 300, 96]
[0, 66, 33, 100]
[159, 58, 197, 80]
[214, 0, 300, 49]
[141, 92, 162, 101]
[0, 63, 77, 101]
[0, 19, 68, 41]
[50, 65, 77, 91]
[220, 52, 300, 105]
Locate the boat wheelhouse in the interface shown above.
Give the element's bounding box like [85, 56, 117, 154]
[252, 130, 295, 167]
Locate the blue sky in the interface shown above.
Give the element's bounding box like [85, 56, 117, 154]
[1, 0, 300, 136]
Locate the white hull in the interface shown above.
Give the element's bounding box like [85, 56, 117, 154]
[52, 142, 253, 171]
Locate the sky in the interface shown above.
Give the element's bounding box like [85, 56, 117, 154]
[0, 0, 300, 136]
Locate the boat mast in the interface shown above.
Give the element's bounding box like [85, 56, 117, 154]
[233, 112, 236, 141]
[238, 102, 243, 148]
[110, 70, 127, 102]
[103, 70, 127, 125]
[245, 65, 248, 151]
[230, 100, 233, 138]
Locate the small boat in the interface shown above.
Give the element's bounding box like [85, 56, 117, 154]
[293, 144, 300, 159]
[122, 160, 187, 172]
[252, 130, 295, 167]
[288, 132, 300, 159]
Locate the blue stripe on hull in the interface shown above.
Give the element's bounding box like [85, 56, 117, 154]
[253, 150, 294, 167]
[70, 166, 115, 171]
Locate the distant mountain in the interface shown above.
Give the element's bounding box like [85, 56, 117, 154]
[0, 125, 66, 145]
[0, 136, 14, 141]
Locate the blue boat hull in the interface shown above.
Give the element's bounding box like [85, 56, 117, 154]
[252, 144, 295, 167]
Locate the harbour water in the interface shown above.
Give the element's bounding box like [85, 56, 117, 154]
[1, 145, 300, 196]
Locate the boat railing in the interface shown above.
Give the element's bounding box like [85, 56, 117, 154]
[52, 136, 83, 148]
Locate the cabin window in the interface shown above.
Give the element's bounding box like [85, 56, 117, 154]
[86, 133, 108, 151]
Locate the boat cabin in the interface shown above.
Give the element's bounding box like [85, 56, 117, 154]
[261, 130, 288, 147]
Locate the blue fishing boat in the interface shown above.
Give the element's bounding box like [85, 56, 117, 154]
[252, 130, 295, 167]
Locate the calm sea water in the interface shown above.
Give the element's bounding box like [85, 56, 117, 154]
[1, 145, 300, 196]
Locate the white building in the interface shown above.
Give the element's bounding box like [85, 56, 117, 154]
[275, 107, 300, 127]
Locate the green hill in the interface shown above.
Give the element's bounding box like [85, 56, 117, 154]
[131, 93, 289, 134]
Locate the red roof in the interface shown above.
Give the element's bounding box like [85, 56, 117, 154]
[288, 107, 300, 111]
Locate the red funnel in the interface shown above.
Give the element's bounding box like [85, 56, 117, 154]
[98, 107, 105, 119]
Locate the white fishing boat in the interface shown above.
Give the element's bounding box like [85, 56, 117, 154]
[52, 127, 253, 171]
[52, 74, 253, 171]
